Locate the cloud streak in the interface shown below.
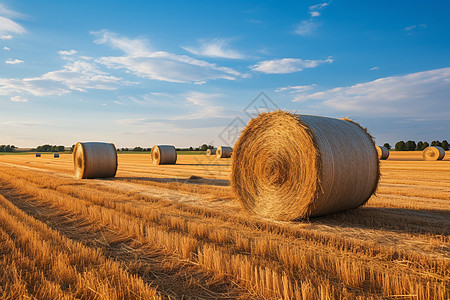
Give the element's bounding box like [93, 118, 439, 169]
[93, 30, 245, 83]
[292, 68, 450, 119]
[182, 38, 245, 59]
[252, 57, 333, 74]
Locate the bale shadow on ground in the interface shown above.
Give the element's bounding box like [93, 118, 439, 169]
[113, 176, 230, 187]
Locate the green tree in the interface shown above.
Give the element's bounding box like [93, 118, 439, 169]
[395, 141, 406, 151]
[441, 140, 449, 151]
[200, 144, 208, 151]
[417, 141, 423, 151]
[405, 140, 416, 151]
[422, 142, 429, 150]
[58, 146, 65, 152]
[133, 146, 143, 151]
[0, 145, 4, 152]
[189, 147, 193, 151]
[383, 143, 391, 150]
[431, 140, 441, 147]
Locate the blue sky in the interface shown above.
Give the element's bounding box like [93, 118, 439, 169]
[1, 0, 449, 148]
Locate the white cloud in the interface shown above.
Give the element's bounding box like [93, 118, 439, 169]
[42, 60, 125, 92]
[0, 4, 25, 38]
[294, 20, 320, 36]
[309, 2, 329, 17]
[251, 57, 333, 74]
[182, 38, 245, 59]
[275, 85, 316, 93]
[5, 58, 23, 64]
[405, 24, 426, 31]
[3, 46, 10, 50]
[10, 95, 27, 102]
[370, 66, 380, 71]
[0, 60, 126, 96]
[58, 50, 78, 56]
[92, 30, 245, 83]
[0, 77, 69, 96]
[292, 68, 450, 119]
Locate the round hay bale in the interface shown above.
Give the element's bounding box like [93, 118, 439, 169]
[35, 153, 41, 157]
[206, 148, 217, 155]
[422, 146, 445, 161]
[151, 145, 177, 165]
[231, 111, 379, 220]
[54, 153, 60, 158]
[375, 145, 389, 160]
[216, 146, 232, 159]
[73, 142, 117, 179]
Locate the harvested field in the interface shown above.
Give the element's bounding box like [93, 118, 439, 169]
[0, 151, 448, 299]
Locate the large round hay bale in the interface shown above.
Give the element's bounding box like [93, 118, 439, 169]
[73, 142, 117, 179]
[151, 145, 177, 165]
[231, 111, 379, 220]
[206, 148, 217, 155]
[422, 146, 445, 161]
[375, 145, 389, 160]
[216, 146, 232, 158]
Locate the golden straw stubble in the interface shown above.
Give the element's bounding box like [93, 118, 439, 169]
[231, 111, 379, 220]
[73, 142, 117, 179]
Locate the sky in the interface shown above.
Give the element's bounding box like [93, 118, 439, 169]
[0, 0, 449, 148]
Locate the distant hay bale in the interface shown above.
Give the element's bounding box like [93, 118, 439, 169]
[216, 146, 232, 158]
[36, 153, 41, 157]
[54, 153, 60, 158]
[151, 145, 177, 165]
[422, 146, 445, 161]
[206, 148, 217, 155]
[73, 142, 117, 179]
[375, 146, 389, 160]
[231, 111, 379, 221]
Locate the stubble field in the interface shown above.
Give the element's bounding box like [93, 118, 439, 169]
[0, 151, 448, 299]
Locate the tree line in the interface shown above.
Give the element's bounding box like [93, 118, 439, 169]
[383, 140, 449, 151]
[33, 145, 66, 152]
[0, 145, 17, 152]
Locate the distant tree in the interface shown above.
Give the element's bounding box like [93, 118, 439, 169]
[189, 147, 193, 151]
[133, 146, 143, 151]
[395, 141, 406, 151]
[71, 144, 75, 151]
[383, 143, 391, 150]
[431, 140, 442, 147]
[0, 145, 4, 152]
[417, 141, 423, 151]
[200, 144, 208, 151]
[58, 146, 65, 152]
[422, 142, 429, 150]
[442, 140, 449, 151]
[405, 140, 416, 151]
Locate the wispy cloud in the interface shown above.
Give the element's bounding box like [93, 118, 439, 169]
[92, 30, 245, 84]
[251, 57, 333, 74]
[405, 24, 426, 31]
[10, 95, 27, 102]
[292, 68, 450, 119]
[0, 58, 127, 97]
[294, 20, 320, 36]
[3, 46, 10, 50]
[182, 38, 245, 59]
[58, 50, 78, 56]
[370, 66, 380, 71]
[0, 4, 25, 38]
[275, 85, 316, 93]
[309, 2, 330, 17]
[294, 2, 330, 36]
[5, 58, 23, 64]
